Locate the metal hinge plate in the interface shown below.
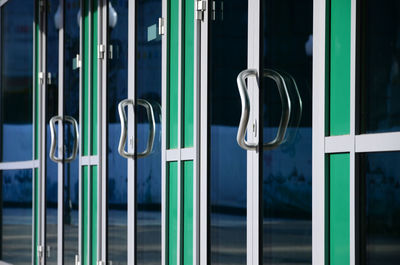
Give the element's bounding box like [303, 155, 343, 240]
[98, 44, 106, 59]
[37, 245, 44, 258]
[158, 17, 165, 35]
[195, 0, 206, 20]
[38, 72, 44, 84]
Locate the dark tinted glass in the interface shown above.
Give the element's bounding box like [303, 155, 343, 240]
[107, 1, 128, 264]
[261, 0, 313, 263]
[358, 0, 400, 133]
[209, 1, 247, 264]
[136, 0, 162, 263]
[0, 0, 33, 162]
[358, 152, 400, 265]
[46, 0, 61, 263]
[1, 169, 33, 265]
[63, 1, 80, 262]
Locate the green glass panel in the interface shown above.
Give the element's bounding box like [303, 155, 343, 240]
[168, 0, 179, 149]
[168, 162, 178, 265]
[182, 161, 193, 265]
[91, 166, 98, 265]
[91, 2, 98, 156]
[82, 166, 89, 265]
[183, 0, 194, 147]
[330, 153, 350, 265]
[330, 0, 350, 135]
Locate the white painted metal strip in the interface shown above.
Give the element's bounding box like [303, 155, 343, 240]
[181, 147, 195, 160]
[355, 132, 400, 153]
[0, 160, 39, 170]
[325, 135, 353, 153]
[312, 0, 327, 263]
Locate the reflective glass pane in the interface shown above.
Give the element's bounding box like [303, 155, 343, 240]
[63, 1, 80, 262]
[358, 0, 400, 133]
[46, 0, 61, 263]
[209, 1, 247, 264]
[261, 0, 313, 263]
[136, 0, 162, 263]
[0, 0, 34, 162]
[0, 169, 33, 265]
[359, 152, 400, 265]
[107, 1, 128, 264]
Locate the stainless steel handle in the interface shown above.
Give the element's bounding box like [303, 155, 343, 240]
[236, 69, 291, 151]
[118, 98, 156, 159]
[50, 116, 63, 162]
[49, 115, 79, 163]
[64, 116, 79, 162]
[236, 69, 258, 150]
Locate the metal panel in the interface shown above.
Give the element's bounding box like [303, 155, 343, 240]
[0, 160, 40, 170]
[312, 0, 327, 263]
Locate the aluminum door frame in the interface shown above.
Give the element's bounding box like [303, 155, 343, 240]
[197, 0, 328, 264]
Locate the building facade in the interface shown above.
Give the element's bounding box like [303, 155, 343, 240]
[0, 0, 399, 264]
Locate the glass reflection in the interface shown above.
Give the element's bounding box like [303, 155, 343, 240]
[136, 0, 162, 263]
[46, 0, 60, 263]
[63, 1, 80, 263]
[261, 0, 312, 264]
[359, 152, 400, 265]
[359, 0, 400, 133]
[0, 169, 33, 265]
[209, 1, 248, 264]
[107, 1, 128, 264]
[0, 0, 34, 162]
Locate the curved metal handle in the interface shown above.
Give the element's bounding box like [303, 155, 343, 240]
[50, 116, 63, 162]
[49, 115, 79, 163]
[262, 69, 291, 150]
[236, 69, 258, 150]
[64, 116, 79, 162]
[236, 69, 291, 151]
[118, 98, 156, 159]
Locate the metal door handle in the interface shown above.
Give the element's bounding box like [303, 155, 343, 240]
[118, 98, 156, 159]
[236, 69, 291, 151]
[49, 115, 79, 162]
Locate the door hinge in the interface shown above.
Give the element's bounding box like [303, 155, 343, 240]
[158, 17, 165, 36]
[38, 72, 44, 85]
[98, 44, 106, 59]
[195, 0, 207, 20]
[37, 245, 44, 258]
[73, 54, 81, 69]
[75, 255, 80, 265]
[97, 261, 105, 265]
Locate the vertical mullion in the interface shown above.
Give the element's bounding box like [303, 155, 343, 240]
[199, 0, 208, 263]
[40, 2, 47, 263]
[78, 0, 83, 262]
[312, 0, 327, 263]
[349, 0, 357, 264]
[247, 0, 260, 264]
[58, 0, 65, 264]
[127, 0, 136, 264]
[161, 0, 168, 263]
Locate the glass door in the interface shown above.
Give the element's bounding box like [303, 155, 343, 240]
[204, 0, 313, 264]
[106, 0, 162, 264]
[44, 0, 80, 264]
